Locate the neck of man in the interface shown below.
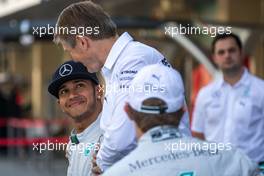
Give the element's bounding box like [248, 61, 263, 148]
[97, 35, 118, 66]
[74, 101, 102, 134]
[136, 125, 144, 140]
[223, 66, 244, 86]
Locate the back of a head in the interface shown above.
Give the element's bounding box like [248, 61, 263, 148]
[54, 1, 117, 47]
[126, 64, 185, 132]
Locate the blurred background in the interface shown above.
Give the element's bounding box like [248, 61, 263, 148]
[0, 0, 263, 175]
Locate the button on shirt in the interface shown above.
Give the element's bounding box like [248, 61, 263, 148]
[97, 32, 191, 171]
[66, 114, 103, 176]
[102, 126, 258, 176]
[192, 69, 264, 162]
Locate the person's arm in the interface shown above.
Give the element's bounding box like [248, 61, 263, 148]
[191, 89, 206, 140]
[178, 102, 192, 136]
[226, 148, 259, 176]
[96, 58, 144, 171]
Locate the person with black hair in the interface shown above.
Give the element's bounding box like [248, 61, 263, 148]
[48, 60, 104, 176]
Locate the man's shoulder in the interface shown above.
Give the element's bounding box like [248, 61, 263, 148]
[127, 40, 156, 52]
[219, 146, 258, 173]
[102, 148, 139, 176]
[249, 73, 264, 91]
[197, 80, 220, 98]
[82, 116, 104, 143]
[113, 43, 165, 77]
[118, 41, 164, 64]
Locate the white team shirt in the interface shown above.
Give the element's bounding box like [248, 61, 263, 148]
[192, 68, 264, 162]
[66, 114, 103, 176]
[97, 32, 191, 171]
[102, 126, 258, 176]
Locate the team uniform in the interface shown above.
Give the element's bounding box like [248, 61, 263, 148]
[96, 32, 191, 171]
[48, 61, 103, 175]
[102, 126, 258, 176]
[66, 114, 103, 176]
[192, 68, 264, 163]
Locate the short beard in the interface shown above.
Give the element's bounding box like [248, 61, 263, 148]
[70, 101, 96, 123]
[70, 87, 97, 123]
[222, 64, 242, 77]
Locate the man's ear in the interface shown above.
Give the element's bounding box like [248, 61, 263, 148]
[76, 35, 90, 50]
[57, 99, 65, 112]
[95, 84, 104, 100]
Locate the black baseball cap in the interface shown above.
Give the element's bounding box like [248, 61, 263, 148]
[48, 60, 99, 98]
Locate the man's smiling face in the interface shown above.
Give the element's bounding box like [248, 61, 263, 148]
[58, 79, 96, 121]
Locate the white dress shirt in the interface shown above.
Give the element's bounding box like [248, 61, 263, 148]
[66, 114, 103, 176]
[102, 126, 258, 176]
[97, 32, 191, 171]
[192, 68, 264, 162]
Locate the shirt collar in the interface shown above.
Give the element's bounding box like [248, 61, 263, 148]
[234, 68, 250, 87]
[217, 67, 250, 90]
[103, 32, 133, 72]
[70, 113, 101, 143]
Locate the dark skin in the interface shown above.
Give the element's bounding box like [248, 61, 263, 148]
[58, 79, 103, 133]
[59, 79, 103, 175]
[91, 151, 102, 175]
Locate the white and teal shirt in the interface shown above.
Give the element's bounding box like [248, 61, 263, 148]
[192, 68, 264, 163]
[103, 126, 258, 176]
[66, 114, 103, 176]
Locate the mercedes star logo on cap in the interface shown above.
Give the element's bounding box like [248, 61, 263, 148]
[59, 64, 73, 77]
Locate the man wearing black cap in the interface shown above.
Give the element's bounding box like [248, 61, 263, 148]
[48, 60, 103, 176]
